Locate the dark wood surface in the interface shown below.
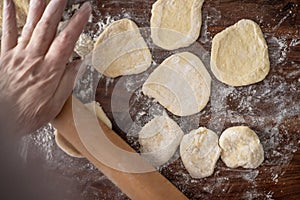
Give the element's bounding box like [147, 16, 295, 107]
[26, 0, 300, 199]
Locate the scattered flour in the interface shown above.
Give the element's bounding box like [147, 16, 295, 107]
[19, 2, 300, 200]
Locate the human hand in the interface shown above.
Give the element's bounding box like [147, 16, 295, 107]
[0, 0, 91, 135]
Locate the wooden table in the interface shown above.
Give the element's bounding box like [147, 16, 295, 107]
[26, 0, 300, 199]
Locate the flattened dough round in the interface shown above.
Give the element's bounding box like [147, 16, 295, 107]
[142, 52, 211, 116]
[219, 126, 264, 169]
[55, 101, 112, 158]
[151, 0, 204, 50]
[74, 33, 94, 58]
[139, 114, 184, 167]
[92, 19, 152, 78]
[180, 127, 221, 178]
[211, 19, 270, 86]
[54, 130, 84, 158]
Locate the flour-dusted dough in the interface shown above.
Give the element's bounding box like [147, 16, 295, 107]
[74, 33, 94, 58]
[180, 127, 221, 178]
[211, 19, 270, 86]
[142, 52, 211, 116]
[84, 101, 112, 129]
[55, 101, 112, 158]
[92, 19, 152, 78]
[151, 0, 204, 50]
[139, 113, 184, 167]
[54, 130, 84, 158]
[219, 126, 264, 169]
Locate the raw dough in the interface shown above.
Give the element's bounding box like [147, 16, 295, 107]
[74, 33, 94, 58]
[0, 0, 51, 30]
[219, 126, 264, 169]
[142, 52, 211, 116]
[84, 101, 112, 129]
[92, 19, 152, 78]
[139, 113, 184, 167]
[55, 101, 112, 158]
[54, 130, 83, 158]
[0, 0, 30, 31]
[150, 0, 205, 50]
[180, 127, 221, 178]
[211, 19, 270, 86]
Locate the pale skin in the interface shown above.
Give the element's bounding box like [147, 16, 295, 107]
[0, 0, 91, 135]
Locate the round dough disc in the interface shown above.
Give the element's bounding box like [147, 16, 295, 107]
[54, 130, 84, 158]
[211, 19, 270, 86]
[180, 127, 221, 179]
[142, 52, 211, 116]
[92, 19, 152, 78]
[55, 101, 112, 158]
[151, 0, 204, 50]
[139, 114, 184, 167]
[219, 126, 264, 169]
[74, 33, 94, 58]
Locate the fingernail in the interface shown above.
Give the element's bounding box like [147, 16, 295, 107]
[80, 2, 92, 12]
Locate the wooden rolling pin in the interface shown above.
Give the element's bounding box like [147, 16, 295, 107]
[51, 95, 188, 200]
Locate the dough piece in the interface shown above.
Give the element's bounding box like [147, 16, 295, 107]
[0, 0, 29, 31]
[54, 130, 84, 158]
[55, 101, 112, 158]
[92, 19, 152, 78]
[142, 52, 211, 116]
[74, 33, 94, 58]
[151, 0, 205, 50]
[211, 19, 270, 86]
[219, 126, 264, 169]
[139, 114, 184, 167]
[84, 101, 112, 129]
[0, 0, 51, 30]
[180, 127, 221, 178]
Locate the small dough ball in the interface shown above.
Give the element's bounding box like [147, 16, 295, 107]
[54, 130, 84, 158]
[219, 126, 264, 169]
[0, 0, 51, 30]
[92, 19, 152, 78]
[139, 114, 184, 167]
[0, 0, 29, 30]
[143, 52, 211, 116]
[211, 19, 270, 86]
[55, 101, 112, 158]
[84, 101, 112, 129]
[180, 127, 221, 178]
[74, 33, 94, 58]
[151, 0, 205, 50]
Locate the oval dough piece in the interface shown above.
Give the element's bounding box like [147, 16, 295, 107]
[211, 19, 270, 86]
[180, 127, 221, 178]
[219, 126, 264, 169]
[54, 130, 84, 158]
[139, 114, 184, 167]
[0, 0, 50, 30]
[151, 0, 204, 50]
[92, 19, 152, 78]
[84, 101, 112, 129]
[74, 33, 94, 58]
[55, 101, 112, 158]
[142, 52, 211, 116]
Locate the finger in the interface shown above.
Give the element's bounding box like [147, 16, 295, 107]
[19, 0, 47, 47]
[45, 2, 91, 67]
[26, 0, 68, 55]
[52, 60, 82, 116]
[1, 0, 18, 53]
